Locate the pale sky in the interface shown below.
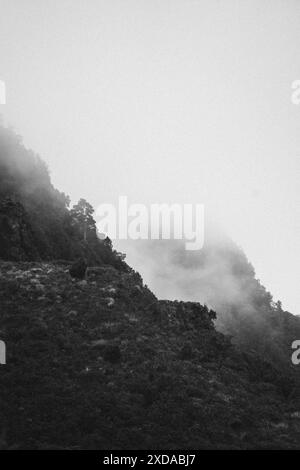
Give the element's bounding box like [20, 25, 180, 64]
[0, 0, 299, 313]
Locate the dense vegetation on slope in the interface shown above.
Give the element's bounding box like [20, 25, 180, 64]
[1, 123, 300, 449]
[0, 261, 300, 449]
[0, 124, 124, 269]
[124, 238, 300, 375]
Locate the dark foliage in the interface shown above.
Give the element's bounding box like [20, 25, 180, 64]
[69, 258, 88, 280]
[1, 124, 300, 450]
[0, 124, 127, 271]
[0, 261, 299, 450]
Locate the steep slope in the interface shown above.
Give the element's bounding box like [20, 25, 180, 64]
[119, 237, 300, 373]
[0, 124, 125, 269]
[1, 123, 300, 449]
[0, 261, 300, 449]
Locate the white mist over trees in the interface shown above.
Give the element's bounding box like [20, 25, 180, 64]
[115, 229, 300, 369]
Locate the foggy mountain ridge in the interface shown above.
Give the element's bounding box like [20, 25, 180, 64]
[0, 122, 299, 372]
[1, 123, 300, 449]
[119, 236, 300, 369]
[1, 0, 300, 452]
[0, 124, 126, 270]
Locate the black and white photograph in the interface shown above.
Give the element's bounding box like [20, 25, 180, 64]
[0, 0, 300, 460]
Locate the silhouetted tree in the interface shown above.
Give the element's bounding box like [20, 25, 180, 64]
[70, 198, 96, 241]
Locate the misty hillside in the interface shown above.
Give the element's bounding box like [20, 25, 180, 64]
[120, 237, 300, 374]
[0, 124, 125, 270]
[0, 124, 300, 449]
